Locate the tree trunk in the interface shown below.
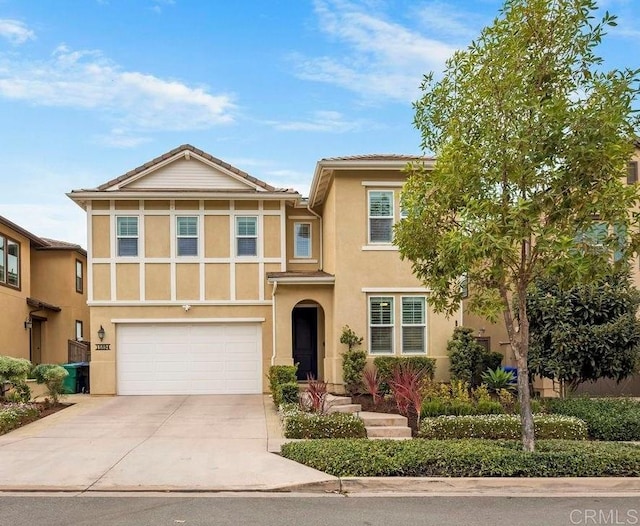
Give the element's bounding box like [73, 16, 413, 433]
[514, 300, 535, 452]
[501, 285, 536, 452]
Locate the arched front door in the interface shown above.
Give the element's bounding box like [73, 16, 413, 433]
[292, 305, 318, 380]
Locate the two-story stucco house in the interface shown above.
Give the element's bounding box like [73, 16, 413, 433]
[0, 216, 89, 365]
[68, 144, 458, 395]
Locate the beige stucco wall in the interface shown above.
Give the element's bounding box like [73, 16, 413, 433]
[309, 170, 458, 387]
[88, 304, 273, 394]
[0, 221, 88, 365]
[0, 225, 32, 360]
[30, 250, 90, 364]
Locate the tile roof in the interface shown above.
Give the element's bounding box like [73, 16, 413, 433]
[40, 238, 84, 250]
[267, 270, 335, 279]
[0, 216, 85, 253]
[96, 144, 298, 193]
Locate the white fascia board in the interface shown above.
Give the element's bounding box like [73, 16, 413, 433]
[67, 191, 299, 201]
[267, 277, 335, 285]
[111, 317, 266, 324]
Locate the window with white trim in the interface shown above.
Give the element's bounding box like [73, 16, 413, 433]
[236, 216, 257, 256]
[75, 320, 83, 341]
[401, 297, 426, 354]
[116, 217, 138, 257]
[369, 296, 394, 354]
[368, 191, 394, 243]
[294, 222, 311, 258]
[0, 235, 20, 289]
[176, 216, 198, 256]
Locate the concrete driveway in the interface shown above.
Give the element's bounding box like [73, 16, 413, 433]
[0, 395, 336, 492]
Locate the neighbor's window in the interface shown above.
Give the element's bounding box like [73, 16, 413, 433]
[236, 216, 257, 256]
[294, 222, 311, 258]
[0, 235, 20, 289]
[370, 296, 394, 354]
[75, 259, 83, 293]
[176, 216, 198, 256]
[628, 162, 638, 185]
[368, 191, 394, 243]
[401, 297, 426, 354]
[75, 320, 83, 341]
[116, 217, 139, 257]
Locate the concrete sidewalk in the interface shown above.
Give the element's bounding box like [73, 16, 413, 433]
[0, 394, 336, 492]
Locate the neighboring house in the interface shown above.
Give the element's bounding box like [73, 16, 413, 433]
[0, 216, 89, 365]
[68, 144, 458, 395]
[461, 148, 640, 397]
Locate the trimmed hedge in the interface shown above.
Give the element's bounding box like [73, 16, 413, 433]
[546, 397, 640, 441]
[281, 439, 640, 477]
[418, 414, 587, 440]
[0, 403, 39, 435]
[374, 356, 436, 393]
[421, 399, 504, 417]
[268, 365, 298, 407]
[284, 412, 367, 439]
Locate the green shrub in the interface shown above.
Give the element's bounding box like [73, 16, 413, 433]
[32, 364, 68, 405]
[448, 327, 502, 388]
[279, 382, 299, 405]
[482, 367, 516, 392]
[418, 414, 587, 440]
[284, 412, 367, 439]
[0, 356, 32, 401]
[281, 439, 640, 477]
[476, 400, 505, 415]
[342, 350, 367, 395]
[268, 365, 298, 406]
[0, 403, 39, 435]
[420, 398, 504, 417]
[374, 356, 436, 394]
[546, 397, 640, 441]
[6, 383, 31, 403]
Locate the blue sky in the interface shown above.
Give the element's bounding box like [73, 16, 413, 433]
[1, 0, 639, 247]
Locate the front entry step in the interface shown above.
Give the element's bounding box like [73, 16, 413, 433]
[365, 426, 413, 438]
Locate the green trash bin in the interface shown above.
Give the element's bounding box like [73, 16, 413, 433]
[61, 363, 82, 394]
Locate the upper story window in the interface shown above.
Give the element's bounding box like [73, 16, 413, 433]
[0, 235, 20, 289]
[628, 161, 638, 185]
[236, 216, 257, 257]
[176, 216, 198, 256]
[369, 296, 394, 354]
[75, 259, 83, 293]
[368, 191, 394, 243]
[75, 320, 83, 341]
[294, 222, 312, 258]
[401, 297, 426, 354]
[116, 216, 139, 257]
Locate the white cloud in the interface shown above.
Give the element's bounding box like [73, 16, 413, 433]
[0, 44, 236, 133]
[270, 110, 362, 132]
[0, 19, 35, 45]
[94, 129, 152, 148]
[413, 1, 482, 40]
[292, 0, 458, 102]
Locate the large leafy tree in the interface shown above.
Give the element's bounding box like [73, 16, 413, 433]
[396, 0, 640, 451]
[528, 266, 640, 396]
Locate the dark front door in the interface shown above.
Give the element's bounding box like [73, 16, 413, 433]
[292, 307, 317, 381]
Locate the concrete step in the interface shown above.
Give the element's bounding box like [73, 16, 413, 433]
[365, 426, 412, 438]
[325, 395, 352, 406]
[327, 404, 362, 414]
[359, 411, 408, 427]
[369, 436, 413, 441]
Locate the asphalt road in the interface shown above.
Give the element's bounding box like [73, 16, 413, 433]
[1, 495, 639, 526]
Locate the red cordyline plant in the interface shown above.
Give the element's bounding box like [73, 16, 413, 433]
[362, 368, 381, 406]
[301, 374, 328, 413]
[387, 362, 426, 421]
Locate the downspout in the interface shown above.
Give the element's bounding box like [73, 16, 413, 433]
[270, 280, 278, 366]
[306, 203, 323, 270]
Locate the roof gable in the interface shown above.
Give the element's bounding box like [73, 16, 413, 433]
[99, 144, 277, 193]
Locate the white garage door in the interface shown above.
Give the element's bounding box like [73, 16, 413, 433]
[117, 323, 262, 395]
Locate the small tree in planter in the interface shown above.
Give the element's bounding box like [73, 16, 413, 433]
[340, 326, 367, 395]
[0, 356, 31, 402]
[32, 364, 68, 406]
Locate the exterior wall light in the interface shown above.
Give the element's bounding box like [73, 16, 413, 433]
[98, 325, 106, 341]
[24, 318, 32, 330]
